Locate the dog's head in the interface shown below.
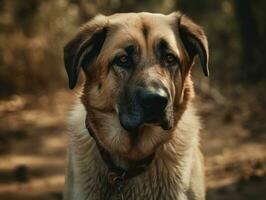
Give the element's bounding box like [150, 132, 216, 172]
[64, 12, 208, 159]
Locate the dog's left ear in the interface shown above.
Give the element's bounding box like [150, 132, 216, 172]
[64, 15, 108, 89]
[176, 13, 209, 76]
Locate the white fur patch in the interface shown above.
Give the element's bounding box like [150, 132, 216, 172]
[67, 101, 88, 136]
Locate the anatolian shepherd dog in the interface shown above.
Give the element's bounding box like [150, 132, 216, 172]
[63, 11, 209, 200]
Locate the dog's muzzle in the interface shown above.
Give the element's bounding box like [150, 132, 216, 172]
[119, 86, 172, 132]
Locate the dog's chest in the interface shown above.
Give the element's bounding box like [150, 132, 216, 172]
[82, 167, 188, 200]
[106, 179, 187, 200]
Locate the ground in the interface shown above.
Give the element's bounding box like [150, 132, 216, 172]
[0, 89, 265, 200]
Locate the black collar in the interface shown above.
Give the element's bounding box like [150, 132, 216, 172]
[86, 123, 155, 183]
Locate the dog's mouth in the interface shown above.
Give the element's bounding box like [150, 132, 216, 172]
[118, 105, 173, 133]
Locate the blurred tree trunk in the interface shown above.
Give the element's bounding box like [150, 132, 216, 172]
[76, 0, 96, 21]
[233, 0, 265, 81]
[73, 0, 134, 21]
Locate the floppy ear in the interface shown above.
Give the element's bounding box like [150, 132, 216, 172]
[177, 14, 209, 76]
[63, 15, 108, 89]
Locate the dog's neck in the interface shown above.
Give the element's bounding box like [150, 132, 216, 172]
[86, 121, 156, 180]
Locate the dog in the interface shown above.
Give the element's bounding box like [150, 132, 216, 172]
[63, 11, 209, 200]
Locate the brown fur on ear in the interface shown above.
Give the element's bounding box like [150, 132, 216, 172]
[64, 15, 108, 89]
[177, 13, 209, 76]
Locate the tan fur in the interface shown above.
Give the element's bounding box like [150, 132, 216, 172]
[63, 12, 208, 200]
[64, 101, 204, 200]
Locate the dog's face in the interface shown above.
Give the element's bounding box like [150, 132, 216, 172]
[64, 12, 208, 159]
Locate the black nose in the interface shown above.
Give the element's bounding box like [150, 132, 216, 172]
[137, 88, 168, 114]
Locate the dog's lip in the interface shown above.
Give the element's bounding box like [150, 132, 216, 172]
[119, 110, 143, 132]
[160, 119, 172, 130]
[143, 109, 173, 130]
[119, 111, 172, 132]
[118, 102, 173, 132]
[142, 118, 172, 131]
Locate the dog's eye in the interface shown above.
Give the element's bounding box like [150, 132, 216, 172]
[114, 55, 131, 68]
[119, 55, 128, 63]
[165, 53, 177, 65]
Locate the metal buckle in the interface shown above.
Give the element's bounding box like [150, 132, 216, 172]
[107, 171, 126, 200]
[107, 172, 123, 185]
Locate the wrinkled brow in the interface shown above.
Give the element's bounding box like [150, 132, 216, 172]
[155, 39, 179, 59]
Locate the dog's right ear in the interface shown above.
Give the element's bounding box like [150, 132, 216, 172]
[64, 15, 108, 89]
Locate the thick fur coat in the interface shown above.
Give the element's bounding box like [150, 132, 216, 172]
[64, 101, 205, 200]
[63, 12, 208, 200]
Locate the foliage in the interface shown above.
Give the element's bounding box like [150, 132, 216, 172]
[0, 0, 80, 95]
[0, 0, 265, 96]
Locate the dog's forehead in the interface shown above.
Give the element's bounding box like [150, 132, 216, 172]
[96, 12, 183, 65]
[107, 12, 173, 28]
[101, 12, 180, 55]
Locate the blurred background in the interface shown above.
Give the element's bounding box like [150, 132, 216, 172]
[0, 0, 265, 199]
